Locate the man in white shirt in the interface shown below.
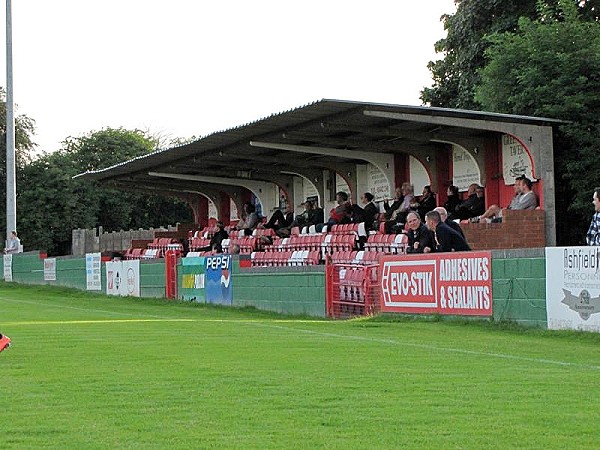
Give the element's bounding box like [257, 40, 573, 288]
[471, 176, 538, 223]
[4, 231, 21, 254]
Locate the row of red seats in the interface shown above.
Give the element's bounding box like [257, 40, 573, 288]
[363, 234, 407, 254]
[148, 237, 179, 250]
[328, 223, 367, 237]
[124, 248, 162, 260]
[251, 250, 321, 267]
[329, 250, 384, 265]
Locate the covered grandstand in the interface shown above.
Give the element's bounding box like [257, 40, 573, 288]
[76, 99, 561, 253]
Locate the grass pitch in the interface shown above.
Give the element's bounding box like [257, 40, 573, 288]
[1, 283, 600, 449]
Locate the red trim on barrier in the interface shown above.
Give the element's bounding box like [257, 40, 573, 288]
[165, 250, 178, 299]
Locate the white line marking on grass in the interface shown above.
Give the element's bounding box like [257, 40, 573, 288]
[4, 319, 195, 326]
[247, 322, 600, 371]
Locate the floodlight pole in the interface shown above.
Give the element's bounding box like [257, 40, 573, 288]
[5, 0, 16, 242]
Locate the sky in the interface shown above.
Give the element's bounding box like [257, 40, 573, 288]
[0, 0, 456, 153]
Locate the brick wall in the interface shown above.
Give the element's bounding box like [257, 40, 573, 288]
[461, 209, 545, 250]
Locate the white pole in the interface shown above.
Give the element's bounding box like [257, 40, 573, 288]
[5, 0, 16, 242]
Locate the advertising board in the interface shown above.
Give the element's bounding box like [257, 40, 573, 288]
[546, 246, 600, 332]
[86, 253, 102, 291]
[106, 260, 140, 297]
[205, 255, 232, 305]
[380, 252, 492, 316]
[44, 258, 57, 281]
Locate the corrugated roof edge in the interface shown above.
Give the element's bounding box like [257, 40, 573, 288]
[73, 98, 327, 179]
[74, 98, 565, 179]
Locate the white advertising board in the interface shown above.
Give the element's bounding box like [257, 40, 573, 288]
[86, 253, 102, 291]
[409, 156, 430, 194]
[3, 254, 12, 281]
[367, 163, 391, 202]
[106, 260, 140, 297]
[452, 145, 481, 191]
[502, 134, 536, 185]
[546, 246, 600, 332]
[44, 258, 57, 281]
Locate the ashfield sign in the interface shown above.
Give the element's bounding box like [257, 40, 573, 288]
[380, 252, 492, 316]
[546, 246, 600, 332]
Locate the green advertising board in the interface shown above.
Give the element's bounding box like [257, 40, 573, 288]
[180, 257, 206, 302]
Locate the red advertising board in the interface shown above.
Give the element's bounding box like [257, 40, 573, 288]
[380, 251, 492, 316]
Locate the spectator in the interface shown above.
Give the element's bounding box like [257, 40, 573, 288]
[433, 207, 466, 239]
[264, 206, 294, 231]
[383, 185, 405, 220]
[326, 192, 352, 227]
[455, 184, 485, 220]
[351, 192, 379, 230]
[414, 185, 436, 220]
[274, 200, 324, 237]
[472, 176, 537, 223]
[425, 210, 471, 252]
[405, 212, 435, 254]
[586, 187, 600, 246]
[198, 221, 228, 253]
[444, 185, 461, 220]
[287, 201, 313, 230]
[235, 202, 260, 236]
[4, 231, 20, 254]
[385, 184, 416, 233]
[229, 244, 241, 255]
[310, 200, 325, 226]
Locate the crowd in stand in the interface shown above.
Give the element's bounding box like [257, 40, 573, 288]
[123, 177, 549, 261]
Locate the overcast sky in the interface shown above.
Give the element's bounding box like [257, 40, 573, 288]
[1, 0, 456, 153]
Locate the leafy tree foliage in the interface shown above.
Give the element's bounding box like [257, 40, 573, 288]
[0, 88, 37, 241]
[421, 0, 539, 108]
[421, 0, 598, 109]
[18, 128, 192, 255]
[476, 0, 600, 244]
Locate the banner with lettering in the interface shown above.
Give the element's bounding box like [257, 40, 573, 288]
[205, 255, 233, 305]
[502, 134, 536, 185]
[180, 256, 206, 303]
[44, 258, 57, 281]
[105, 260, 140, 297]
[3, 254, 12, 282]
[380, 252, 492, 316]
[546, 246, 600, 332]
[86, 253, 102, 291]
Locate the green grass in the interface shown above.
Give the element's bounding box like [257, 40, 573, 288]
[1, 283, 600, 449]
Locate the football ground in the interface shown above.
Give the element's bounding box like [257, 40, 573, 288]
[1, 283, 599, 449]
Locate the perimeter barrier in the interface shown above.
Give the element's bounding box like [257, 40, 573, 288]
[325, 262, 380, 318]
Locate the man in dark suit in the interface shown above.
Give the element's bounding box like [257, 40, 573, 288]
[352, 192, 379, 230]
[433, 206, 466, 239]
[424, 210, 471, 252]
[405, 212, 435, 254]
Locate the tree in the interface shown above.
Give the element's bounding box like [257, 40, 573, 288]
[19, 128, 192, 255]
[420, 0, 599, 109]
[421, 0, 539, 108]
[0, 87, 37, 241]
[475, 0, 600, 244]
